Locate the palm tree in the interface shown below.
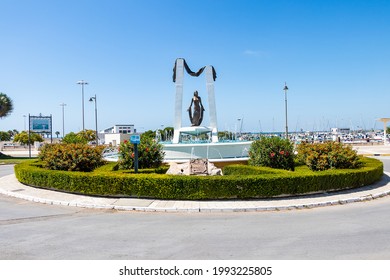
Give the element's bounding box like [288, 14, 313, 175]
[0, 93, 13, 119]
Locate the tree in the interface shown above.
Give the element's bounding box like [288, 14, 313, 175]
[77, 129, 96, 143]
[62, 130, 96, 144]
[13, 131, 44, 145]
[161, 127, 174, 141]
[0, 131, 11, 141]
[218, 131, 232, 140]
[0, 93, 14, 119]
[62, 132, 81, 144]
[7, 129, 19, 138]
[142, 130, 156, 140]
[55, 131, 60, 138]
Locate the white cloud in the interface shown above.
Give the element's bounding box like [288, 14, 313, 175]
[243, 49, 267, 57]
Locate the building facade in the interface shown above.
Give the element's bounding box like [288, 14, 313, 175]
[102, 124, 134, 134]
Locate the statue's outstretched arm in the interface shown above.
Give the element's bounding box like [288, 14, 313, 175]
[188, 99, 193, 111]
[199, 97, 205, 111]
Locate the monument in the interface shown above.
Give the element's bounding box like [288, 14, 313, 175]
[163, 58, 252, 162]
[102, 58, 252, 163]
[172, 58, 219, 144]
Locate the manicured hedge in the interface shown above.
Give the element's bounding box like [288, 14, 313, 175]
[14, 157, 383, 200]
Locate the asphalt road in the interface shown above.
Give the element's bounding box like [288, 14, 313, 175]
[1, 158, 390, 260]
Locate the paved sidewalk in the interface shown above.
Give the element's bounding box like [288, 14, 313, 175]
[353, 144, 390, 156]
[1, 172, 390, 213]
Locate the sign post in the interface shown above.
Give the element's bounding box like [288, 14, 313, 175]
[130, 134, 140, 173]
[28, 114, 31, 158]
[29, 114, 52, 158]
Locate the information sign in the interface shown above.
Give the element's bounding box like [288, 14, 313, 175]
[130, 134, 140, 144]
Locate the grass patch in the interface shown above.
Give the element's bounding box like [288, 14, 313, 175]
[0, 152, 36, 164]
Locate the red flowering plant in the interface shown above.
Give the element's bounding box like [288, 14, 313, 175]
[117, 134, 165, 170]
[249, 137, 295, 171]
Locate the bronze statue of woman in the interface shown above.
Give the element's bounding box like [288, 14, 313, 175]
[188, 91, 205, 126]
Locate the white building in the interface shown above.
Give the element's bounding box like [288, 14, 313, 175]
[101, 124, 134, 146]
[104, 133, 130, 146]
[102, 124, 134, 134]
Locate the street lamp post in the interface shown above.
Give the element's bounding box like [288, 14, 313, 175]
[23, 115, 26, 131]
[283, 82, 289, 139]
[77, 80, 88, 131]
[60, 103, 66, 137]
[236, 118, 242, 140]
[89, 94, 98, 144]
[239, 117, 243, 137]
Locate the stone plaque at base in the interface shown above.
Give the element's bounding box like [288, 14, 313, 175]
[190, 159, 208, 175]
[166, 159, 222, 176]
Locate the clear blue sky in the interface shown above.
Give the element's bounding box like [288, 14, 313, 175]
[1, 0, 389, 135]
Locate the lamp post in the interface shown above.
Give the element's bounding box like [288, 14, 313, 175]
[239, 117, 243, 137]
[60, 103, 66, 137]
[77, 80, 88, 131]
[89, 94, 98, 144]
[23, 115, 26, 131]
[236, 118, 243, 140]
[235, 119, 239, 140]
[283, 82, 289, 139]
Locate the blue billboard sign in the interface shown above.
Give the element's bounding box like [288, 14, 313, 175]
[130, 134, 140, 144]
[30, 115, 52, 133]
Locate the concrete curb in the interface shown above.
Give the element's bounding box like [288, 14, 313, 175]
[361, 154, 390, 157]
[1, 172, 390, 213]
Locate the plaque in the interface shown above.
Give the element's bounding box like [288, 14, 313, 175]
[190, 159, 208, 175]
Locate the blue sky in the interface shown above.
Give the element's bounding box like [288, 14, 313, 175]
[1, 0, 390, 135]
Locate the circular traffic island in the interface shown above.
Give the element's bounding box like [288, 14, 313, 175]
[14, 157, 383, 200]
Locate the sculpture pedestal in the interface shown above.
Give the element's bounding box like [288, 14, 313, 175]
[178, 126, 212, 136]
[163, 140, 252, 161]
[172, 126, 218, 143]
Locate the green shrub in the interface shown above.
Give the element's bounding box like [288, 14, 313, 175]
[296, 142, 362, 171]
[117, 136, 164, 169]
[62, 130, 97, 144]
[14, 157, 383, 200]
[249, 137, 295, 171]
[62, 132, 86, 144]
[223, 164, 286, 176]
[100, 162, 169, 174]
[13, 131, 44, 145]
[39, 143, 105, 172]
